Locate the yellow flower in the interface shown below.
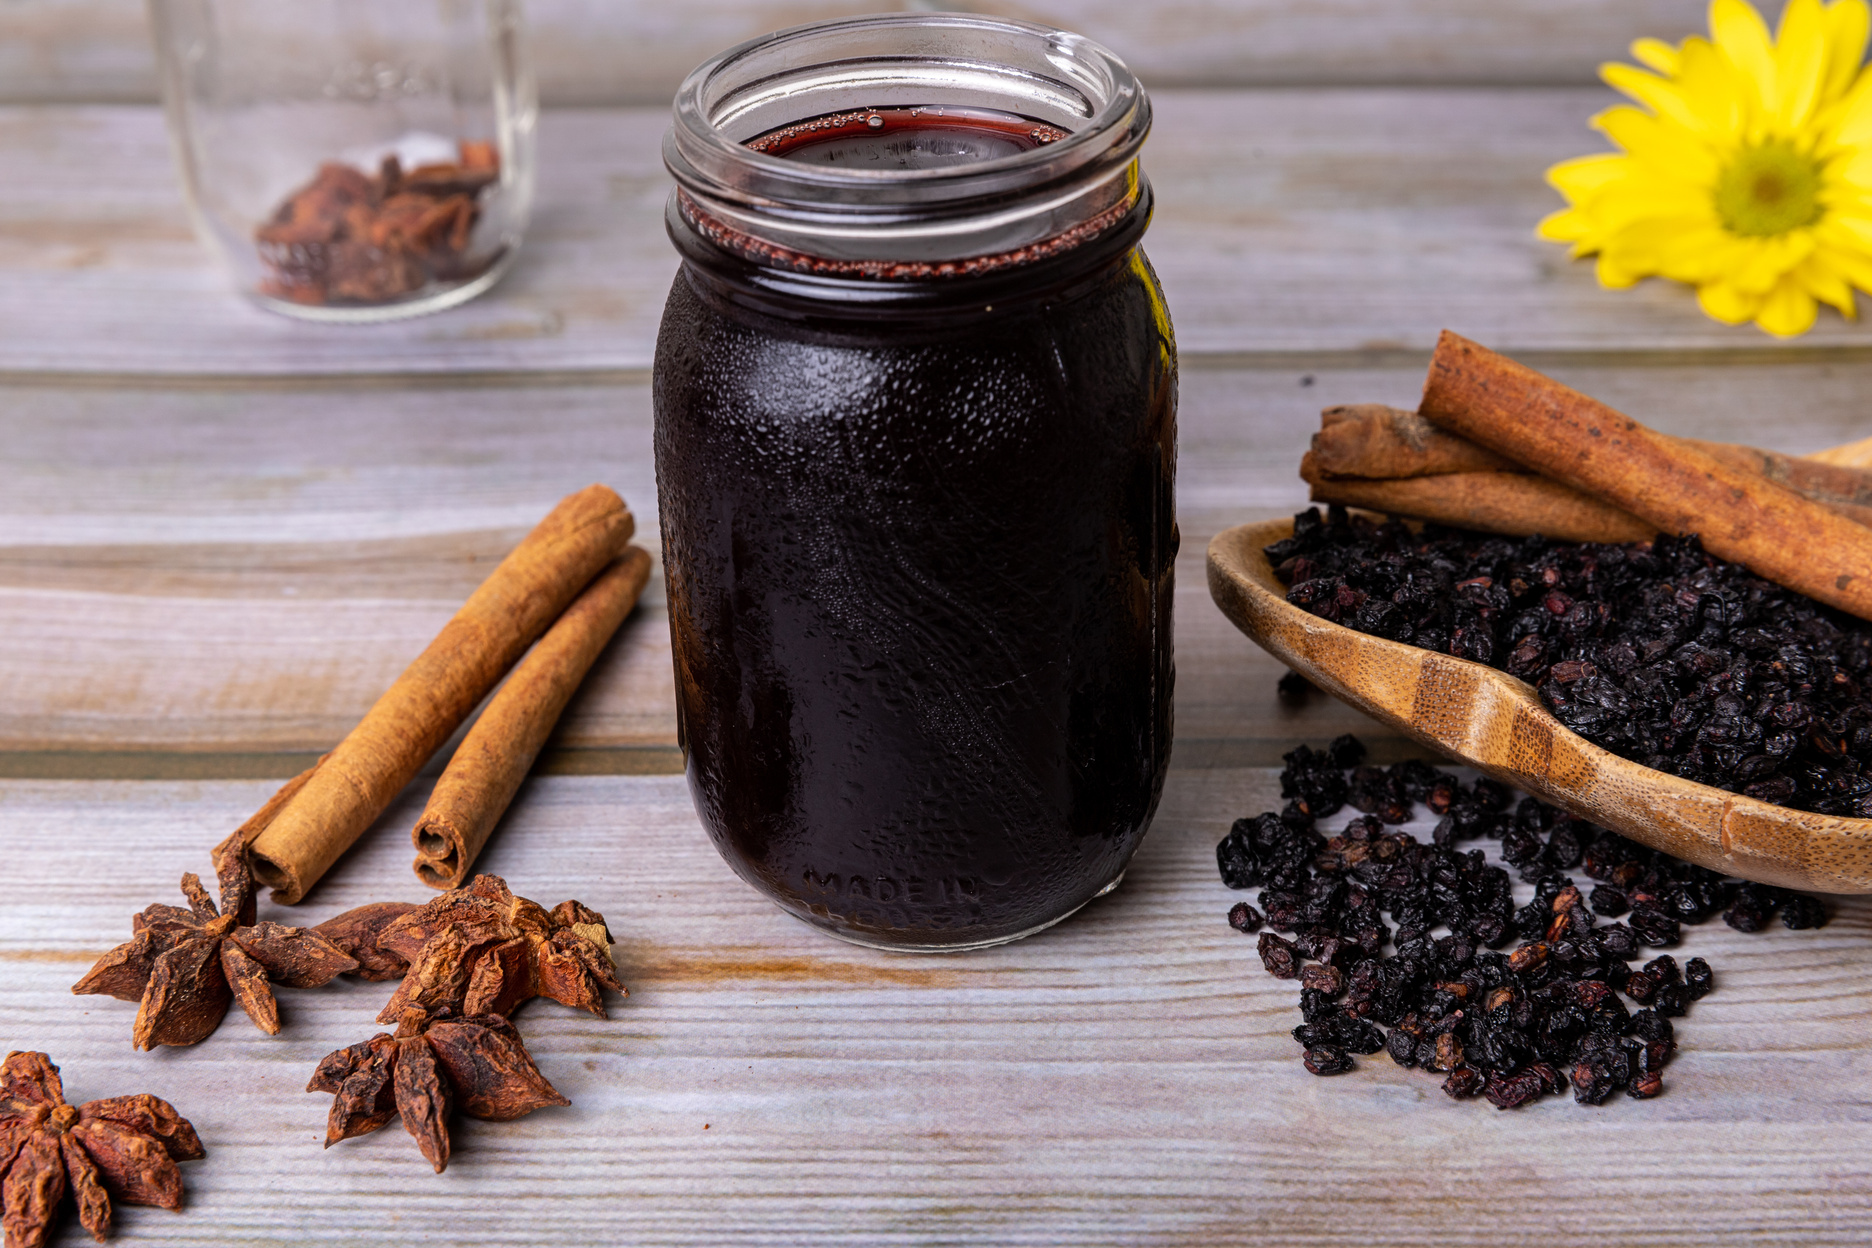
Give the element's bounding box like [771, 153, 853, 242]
[1540, 0, 1872, 337]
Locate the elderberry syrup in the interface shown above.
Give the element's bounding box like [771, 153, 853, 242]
[654, 15, 1176, 950]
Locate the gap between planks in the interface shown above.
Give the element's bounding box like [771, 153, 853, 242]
[0, 736, 1434, 781]
[21, 342, 1872, 389]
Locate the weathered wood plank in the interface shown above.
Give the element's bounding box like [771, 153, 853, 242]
[4, 357, 1871, 768]
[0, 0, 1713, 105]
[966, 0, 1709, 90]
[4, 768, 1869, 1245]
[12, 91, 1872, 378]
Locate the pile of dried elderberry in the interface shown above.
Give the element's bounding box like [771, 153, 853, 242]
[1219, 734, 1827, 1107]
[1269, 505, 1872, 817]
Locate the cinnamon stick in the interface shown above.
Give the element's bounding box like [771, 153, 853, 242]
[1302, 463, 1655, 544]
[243, 484, 635, 903]
[1310, 404, 1518, 478]
[1306, 404, 1872, 536]
[211, 759, 326, 924]
[1702, 441, 1872, 511]
[1421, 331, 1872, 622]
[1312, 403, 1872, 514]
[411, 547, 654, 890]
[1806, 432, 1872, 469]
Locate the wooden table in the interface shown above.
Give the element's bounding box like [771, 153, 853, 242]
[6, 4, 1872, 1244]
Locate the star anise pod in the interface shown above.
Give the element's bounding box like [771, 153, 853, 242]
[71, 865, 357, 1049]
[1, 1051, 204, 1247]
[372, 874, 623, 1023]
[311, 902, 422, 982]
[307, 1007, 569, 1174]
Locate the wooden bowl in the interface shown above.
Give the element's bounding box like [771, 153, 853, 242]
[1207, 517, 1872, 894]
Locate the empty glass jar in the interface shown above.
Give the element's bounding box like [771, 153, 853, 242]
[149, 0, 537, 321]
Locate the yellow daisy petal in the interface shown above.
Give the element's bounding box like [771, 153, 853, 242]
[1825, 144, 1872, 188]
[1671, 37, 1752, 140]
[1822, 0, 1871, 102]
[1820, 70, 1872, 150]
[1545, 152, 1634, 200]
[1772, 0, 1829, 128]
[1796, 252, 1859, 314]
[1816, 208, 1872, 248]
[1596, 253, 1645, 288]
[1660, 224, 1751, 282]
[1754, 276, 1820, 333]
[1631, 37, 1683, 76]
[1739, 232, 1819, 291]
[1810, 223, 1872, 285]
[1601, 217, 1726, 282]
[1593, 106, 1722, 183]
[1813, 207, 1872, 245]
[1584, 183, 1717, 235]
[1537, 207, 1596, 244]
[1604, 63, 1730, 138]
[1711, 0, 1779, 114]
[1698, 279, 1764, 322]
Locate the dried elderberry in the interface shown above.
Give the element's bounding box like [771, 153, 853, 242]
[1442, 1065, 1486, 1098]
[1273, 508, 1872, 820]
[1304, 1046, 1355, 1075]
[1277, 669, 1316, 704]
[1589, 885, 1630, 917]
[1258, 932, 1300, 979]
[1782, 895, 1829, 929]
[1228, 902, 1264, 933]
[1222, 733, 1831, 1109]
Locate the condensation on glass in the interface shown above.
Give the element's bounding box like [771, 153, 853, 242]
[654, 15, 1178, 951]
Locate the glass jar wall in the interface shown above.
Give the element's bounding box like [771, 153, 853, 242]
[654, 15, 1178, 951]
[150, 0, 536, 321]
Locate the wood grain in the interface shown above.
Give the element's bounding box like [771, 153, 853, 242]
[0, 0, 1713, 105]
[9, 359, 1872, 771]
[4, 769, 1870, 1246]
[19, 91, 1872, 378]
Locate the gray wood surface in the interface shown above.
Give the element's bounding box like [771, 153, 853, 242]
[6, 360, 1872, 773]
[6, 25, 1872, 1244]
[9, 775, 1872, 1246]
[0, 0, 1714, 105]
[23, 90, 1872, 379]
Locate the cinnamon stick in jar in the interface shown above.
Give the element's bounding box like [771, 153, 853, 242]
[243, 484, 635, 903]
[1420, 331, 1872, 623]
[411, 547, 654, 890]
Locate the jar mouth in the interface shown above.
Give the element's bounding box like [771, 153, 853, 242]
[663, 13, 1150, 268]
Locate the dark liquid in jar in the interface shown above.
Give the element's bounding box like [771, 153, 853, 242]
[747, 106, 1068, 168]
[654, 107, 1176, 948]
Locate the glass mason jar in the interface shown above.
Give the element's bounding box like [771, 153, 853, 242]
[655, 14, 1177, 951]
[148, 0, 536, 322]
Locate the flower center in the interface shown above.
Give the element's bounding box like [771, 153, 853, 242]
[1714, 141, 1824, 237]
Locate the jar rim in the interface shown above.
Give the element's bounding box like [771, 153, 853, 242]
[662, 13, 1151, 267]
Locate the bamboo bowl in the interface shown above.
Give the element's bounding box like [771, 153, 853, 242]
[1207, 517, 1872, 894]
